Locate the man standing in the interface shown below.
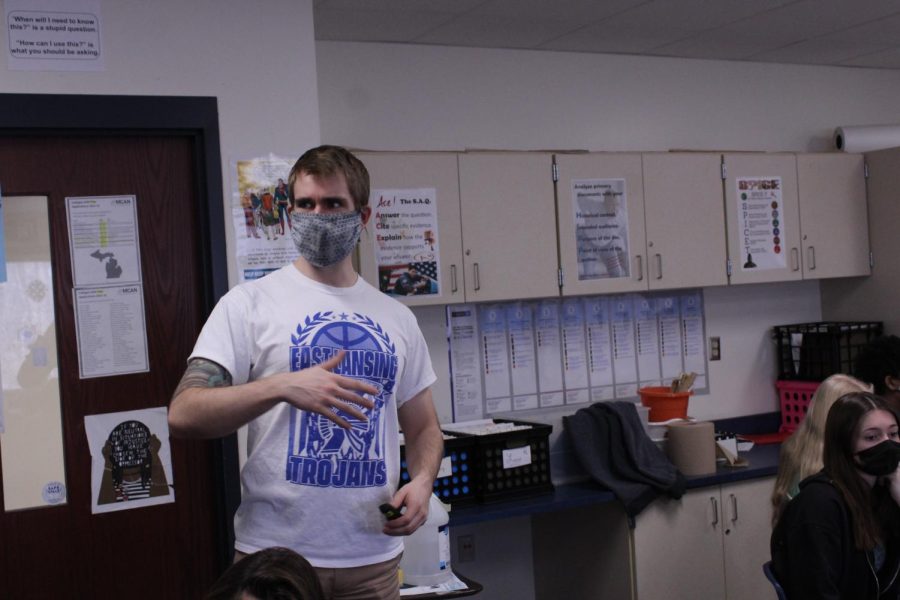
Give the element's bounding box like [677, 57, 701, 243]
[169, 145, 444, 600]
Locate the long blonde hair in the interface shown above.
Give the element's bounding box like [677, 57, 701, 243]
[770, 374, 872, 526]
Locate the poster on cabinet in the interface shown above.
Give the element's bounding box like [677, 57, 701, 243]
[571, 179, 630, 280]
[370, 188, 440, 298]
[85, 406, 174, 514]
[736, 176, 786, 271]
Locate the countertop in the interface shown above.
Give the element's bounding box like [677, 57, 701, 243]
[449, 441, 780, 526]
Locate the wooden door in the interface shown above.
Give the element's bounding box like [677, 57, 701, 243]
[0, 134, 222, 598]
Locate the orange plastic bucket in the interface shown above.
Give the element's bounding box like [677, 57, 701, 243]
[639, 386, 692, 422]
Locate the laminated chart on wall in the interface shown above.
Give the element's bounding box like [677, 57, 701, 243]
[447, 290, 709, 420]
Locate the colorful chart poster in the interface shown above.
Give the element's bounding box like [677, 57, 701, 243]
[371, 188, 440, 297]
[561, 298, 589, 405]
[233, 155, 297, 282]
[584, 296, 614, 402]
[571, 179, 630, 280]
[506, 303, 538, 411]
[736, 176, 786, 271]
[85, 407, 174, 514]
[66, 195, 141, 287]
[536, 300, 565, 408]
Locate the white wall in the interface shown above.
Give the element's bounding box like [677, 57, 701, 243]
[0, 0, 321, 284]
[317, 41, 900, 426]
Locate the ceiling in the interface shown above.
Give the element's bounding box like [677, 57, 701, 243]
[313, 0, 900, 70]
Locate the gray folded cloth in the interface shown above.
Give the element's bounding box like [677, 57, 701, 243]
[563, 401, 685, 520]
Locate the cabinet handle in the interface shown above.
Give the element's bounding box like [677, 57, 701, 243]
[791, 247, 800, 271]
[635, 255, 643, 281]
[710, 496, 719, 526]
[730, 493, 738, 523]
[473, 263, 480, 291]
[451, 265, 458, 293]
[808, 246, 816, 270]
[655, 253, 663, 280]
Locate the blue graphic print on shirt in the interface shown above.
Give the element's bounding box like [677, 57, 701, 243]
[286, 312, 398, 489]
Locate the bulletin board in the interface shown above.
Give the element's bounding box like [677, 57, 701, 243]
[447, 290, 708, 421]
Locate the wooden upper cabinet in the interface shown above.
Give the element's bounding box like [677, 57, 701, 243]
[555, 152, 648, 296]
[642, 152, 728, 290]
[796, 153, 870, 279]
[356, 152, 465, 306]
[457, 152, 560, 303]
[723, 153, 803, 285]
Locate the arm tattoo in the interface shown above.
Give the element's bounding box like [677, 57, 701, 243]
[173, 358, 233, 398]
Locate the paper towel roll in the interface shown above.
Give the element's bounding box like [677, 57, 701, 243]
[666, 421, 717, 476]
[834, 125, 900, 153]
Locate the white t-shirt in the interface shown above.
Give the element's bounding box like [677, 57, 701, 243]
[189, 265, 436, 567]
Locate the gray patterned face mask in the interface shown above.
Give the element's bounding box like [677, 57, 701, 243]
[290, 211, 362, 268]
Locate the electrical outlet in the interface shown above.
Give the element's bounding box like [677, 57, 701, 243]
[710, 336, 721, 361]
[458, 534, 475, 563]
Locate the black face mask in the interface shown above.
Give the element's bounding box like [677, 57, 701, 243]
[856, 439, 900, 477]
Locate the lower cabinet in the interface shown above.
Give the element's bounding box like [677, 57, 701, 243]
[632, 477, 776, 600]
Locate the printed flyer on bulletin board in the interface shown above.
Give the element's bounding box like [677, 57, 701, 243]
[370, 187, 441, 297]
[571, 178, 630, 280]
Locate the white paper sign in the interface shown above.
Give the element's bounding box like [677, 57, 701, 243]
[572, 179, 630, 280]
[6, 0, 103, 71]
[437, 455, 453, 479]
[502, 445, 532, 469]
[74, 285, 149, 378]
[66, 195, 141, 287]
[85, 407, 174, 514]
[736, 176, 786, 271]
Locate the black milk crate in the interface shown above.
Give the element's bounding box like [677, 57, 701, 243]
[773, 321, 883, 381]
[442, 418, 554, 504]
[399, 432, 479, 507]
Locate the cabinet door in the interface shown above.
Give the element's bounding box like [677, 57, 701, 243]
[555, 153, 648, 296]
[722, 477, 777, 600]
[356, 152, 465, 306]
[457, 152, 560, 302]
[724, 153, 802, 284]
[633, 490, 727, 600]
[643, 153, 728, 289]
[796, 153, 870, 279]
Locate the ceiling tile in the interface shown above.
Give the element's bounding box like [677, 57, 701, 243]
[416, 14, 584, 49]
[818, 11, 900, 45]
[314, 8, 458, 42]
[651, 29, 794, 61]
[540, 21, 698, 54]
[469, 0, 649, 22]
[750, 38, 892, 65]
[839, 47, 900, 69]
[601, 0, 793, 31]
[320, 0, 488, 13]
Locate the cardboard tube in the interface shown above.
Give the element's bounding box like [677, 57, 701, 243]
[666, 421, 717, 476]
[834, 125, 900, 153]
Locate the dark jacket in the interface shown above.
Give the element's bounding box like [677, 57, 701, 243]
[563, 401, 685, 519]
[771, 471, 900, 600]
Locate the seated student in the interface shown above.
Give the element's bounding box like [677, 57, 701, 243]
[854, 334, 900, 412]
[771, 392, 900, 600]
[770, 374, 871, 525]
[205, 546, 325, 600]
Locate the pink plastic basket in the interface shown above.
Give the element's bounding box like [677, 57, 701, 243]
[776, 380, 820, 433]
